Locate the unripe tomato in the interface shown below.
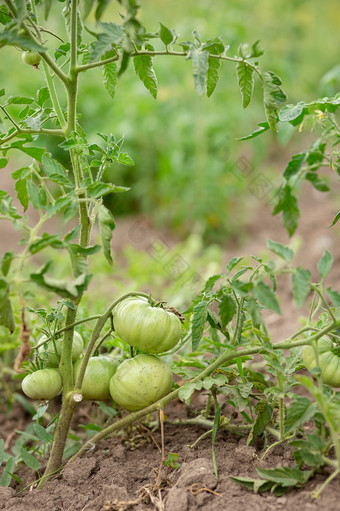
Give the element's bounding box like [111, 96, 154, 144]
[22, 368, 62, 400]
[113, 296, 182, 353]
[22, 51, 41, 67]
[303, 336, 340, 387]
[73, 355, 120, 401]
[109, 354, 173, 411]
[38, 331, 84, 367]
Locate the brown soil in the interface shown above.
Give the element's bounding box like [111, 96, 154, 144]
[1, 175, 340, 509]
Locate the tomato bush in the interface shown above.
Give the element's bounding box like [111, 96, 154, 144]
[109, 354, 173, 411]
[113, 296, 183, 354]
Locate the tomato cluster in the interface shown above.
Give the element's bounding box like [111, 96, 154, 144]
[22, 296, 182, 411]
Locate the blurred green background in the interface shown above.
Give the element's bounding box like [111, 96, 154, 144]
[2, 0, 340, 242]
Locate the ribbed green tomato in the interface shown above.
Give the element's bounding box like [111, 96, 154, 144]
[113, 296, 182, 353]
[303, 336, 340, 387]
[22, 368, 62, 400]
[37, 332, 84, 367]
[22, 51, 41, 67]
[109, 354, 173, 411]
[73, 355, 120, 401]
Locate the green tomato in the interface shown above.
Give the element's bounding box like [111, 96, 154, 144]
[113, 296, 182, 353]
[37, 331, 84, 367]
[73, 355, 120, 401]
[22, 368, 62, 400]
[22, 51, 41, 67]
[109, 354, 173, 411]
[303, 336, 340, 387]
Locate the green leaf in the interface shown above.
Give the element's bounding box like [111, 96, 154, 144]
[207, 57, 220, 97]
[30, 262, 91, 298]
[0, 457, 15, 487]
[263, 71, 287, 131]
[15, 179, 28, 211]
[273, 185, 300, 236]
[42, 154, 66, 176]
[254, 281, 281, 314]
[266, 239, 294, 262]
[191, 50, 209, 96]
[247, 401, 273, 445]
[0, 278, 15, 332]
[237, 121, 270, 141]
[229, 475, 273, 494]
[255, 466, 313, 487]
[1, 251, 14, 277]
[236, 62, 254, 108]
[0, 30, 45, 52]
[178, 381, 196, 404]
[27, 179, 41, 209]
[329, 211, 340, 227]
[291, 268, 311, 307]
[285, 395, 317, 435]
[133, 53, 158, 99]
[0, 157, 7, 168]
[279, 103, 306, 123]
[118, 152, 134, 166]
[317, 249, 333, 279]
[219, 295, 236, 328]
[34, 423, 53, 443]
[283, 152, 306, 179]
[103, 61, 118, 99]
[305, 173, 330, 192]
[159, 23, 174, 46]
[82, 0, 96, 19]
[95, 0, 111, 20]
[192, 301, 208, 351]
[98, 204, 115, 265]
[10, 141, 45, 161]
[226, 256, 243, 273]
[20, 447, 41, 471]
[29, 233, 64, 254]
[327, 287, 340, 308]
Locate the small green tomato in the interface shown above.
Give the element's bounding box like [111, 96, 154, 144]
[22, 368, 62, 400]
[22, 51, 42, 67]
[37, 331, 84, 368]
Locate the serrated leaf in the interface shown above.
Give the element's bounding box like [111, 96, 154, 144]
[305, 172, 330, 192]
[0, 30, 45, 52]
[254, 281, 281, 314]
[283, 152, 306, 179]
[192, 301, 208, 351]
[29, 233, 64, 254]
[133, 53, 158, 99]
[118, 152, 134, 165]
[263, 71, 287, 131]
[236, 62, 254, 108]
[178, 381, 196, 404]
[317, 249, 333, 279]
[30, 262, 91, 298]
[230, 475, 274, 493]
[279, 103, 306, 122]
[219, 295, 236, 328]
[272, 185, 300, 236]
[98, 204, 115, 265]
[42, 154, 65, 176]
[191, 50, 209, 96]
[266, 239, 294, 262]
[103, 61, 118, 99]
[255, 466, 313, 487]
[20, 447, 41, 471]
[27, 179, 41, 209]
[226, 256, 243, 273]
[291, 268, 311, 307]
[207, 57, 220, 97]
[0, 278, 15, 332]
[285, 395, 317, 435]
[15, 179, 28, 211]
[327, 287, 340, 308]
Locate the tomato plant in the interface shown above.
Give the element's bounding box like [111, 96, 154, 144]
[21, 368, 62, 400]
[109, 354, 173, 411]
[113, 296, 183, 353]
[0, 0, 339, 501]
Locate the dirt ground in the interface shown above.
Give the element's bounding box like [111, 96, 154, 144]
[0, 176, 340, 509]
